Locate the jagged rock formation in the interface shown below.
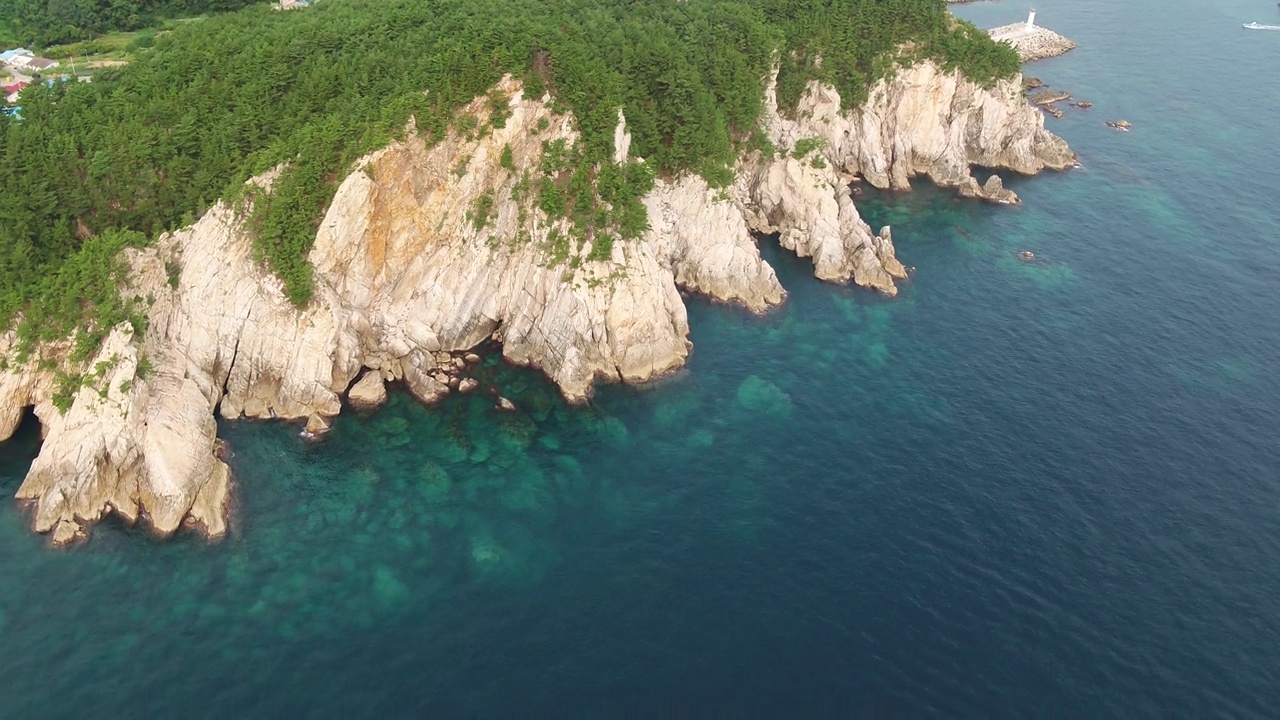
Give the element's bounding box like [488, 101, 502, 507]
[0, 324, 230, 545]
[0, 64, 1072, 544]
[764, 62, 1074, 202]
[646, 174, 785, 311]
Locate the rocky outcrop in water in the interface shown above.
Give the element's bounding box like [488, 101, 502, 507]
[988, 23, 1078, 62]
[0, 64, 1072, 544]
[348, 370, 387, 410]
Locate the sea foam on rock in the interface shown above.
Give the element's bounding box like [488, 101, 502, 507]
[0, 65, 1072, 544]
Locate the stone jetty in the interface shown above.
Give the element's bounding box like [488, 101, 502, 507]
[988, 11, 1077, 62]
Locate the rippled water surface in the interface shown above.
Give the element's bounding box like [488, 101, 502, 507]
[3, 0, 1279, 716]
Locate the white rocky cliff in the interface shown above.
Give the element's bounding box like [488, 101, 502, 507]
[0, 64, 1072, 544]
[763, 61, 1074, 202]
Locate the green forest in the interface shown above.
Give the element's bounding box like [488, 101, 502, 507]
[0, 0, 261, 46]
[0, 0, 1019, 359]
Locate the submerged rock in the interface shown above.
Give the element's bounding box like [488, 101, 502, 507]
[371, 566, 410, 609]
[736, 376, 793, 418]
[417, 462, 453, 507]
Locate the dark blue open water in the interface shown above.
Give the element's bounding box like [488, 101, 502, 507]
[2, 0, 1279, 716]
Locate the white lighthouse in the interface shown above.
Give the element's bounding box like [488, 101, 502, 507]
[1026, 9, 1037, 29]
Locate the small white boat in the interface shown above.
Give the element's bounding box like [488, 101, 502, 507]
[1243, 21, 1280, 30]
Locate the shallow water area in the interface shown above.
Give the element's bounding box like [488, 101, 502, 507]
[3, 0, 1280, 716]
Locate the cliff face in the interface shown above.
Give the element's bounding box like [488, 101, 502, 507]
[764, 62, 1075, 201]
[0, 65, 1072, 544]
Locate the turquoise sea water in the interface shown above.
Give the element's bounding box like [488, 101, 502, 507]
[3, 0, 1280, 715]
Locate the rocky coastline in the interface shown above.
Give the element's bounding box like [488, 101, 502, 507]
[0, 62, 1073, 545]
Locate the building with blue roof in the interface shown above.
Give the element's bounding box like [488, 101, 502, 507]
[1, 48, 32, 64]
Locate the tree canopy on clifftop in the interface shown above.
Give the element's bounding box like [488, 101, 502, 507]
[0, 0, 1018, 356]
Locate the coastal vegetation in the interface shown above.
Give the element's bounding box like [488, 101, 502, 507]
[0, 0, 1018, 357]
[0, 0, 258, 46]
[37, 23, 185, 68]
